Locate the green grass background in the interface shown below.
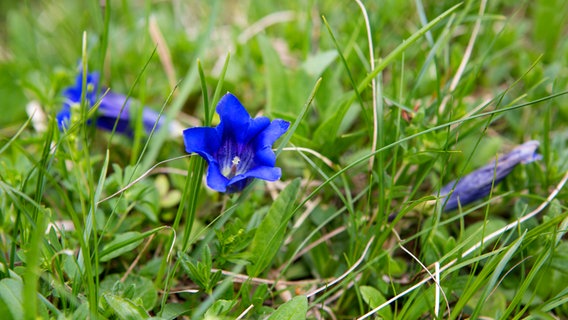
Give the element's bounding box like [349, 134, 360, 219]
[1, 0, 568, 319]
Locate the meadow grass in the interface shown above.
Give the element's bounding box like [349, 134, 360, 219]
[1, 0, 568, 319]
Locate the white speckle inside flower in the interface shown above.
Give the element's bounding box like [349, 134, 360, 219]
[223, 156, 242, 179]
[229, 156, 241, 177]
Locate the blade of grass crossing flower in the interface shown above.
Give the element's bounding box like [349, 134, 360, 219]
[209, 52, 231, 125]
[247, 178, 301, 277]
[76, 36, 100, 319]
[179, 53, 230, 250]
[275, 78, 321, 157]
[103, 46, 157, 150]
[197, 59, 210, 126]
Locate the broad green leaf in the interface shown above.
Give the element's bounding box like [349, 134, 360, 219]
[247, 178, 301, 277]
[301, 51, 338, 77]
[467, 289, 507, 319]
[258, 34, 289, 115]
[204, 299, 234, 319]
[159, 302, 192, 320]
[103, 293, 149, 320]
[0, 278, 23, 320]
[100, 231, 144, 262]
[100, 274, 157, 310]
[267, 296, 308, 320]
[100, 228, 171, 263]
[360, 285, 392, 320]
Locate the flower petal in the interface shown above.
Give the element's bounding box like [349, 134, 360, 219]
[183, 127, 221, 162]
[64, 72, 100, 106]
[245, 116, 271, 141]
[97, 92, 130, 117]
[142, 108, 163, 133]
[205, 160, 230, 192]
[96, 116, 131, 134]
[223, 166, 282, 193]
[216, 93, 252, 143]
[92, 92, 132, 134]
[439, 140, 541, 211]
[182, 93, 289, 193]
[253, 119, 290, 166]
[255, 119, 290, 147]
[56, 106, 71, 130]
[230, 166, 282, 185]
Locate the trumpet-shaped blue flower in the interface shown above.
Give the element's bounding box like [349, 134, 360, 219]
[183, 93, 290, 193]
[438, 140, 542, 211]
[56, 72, 163, 136]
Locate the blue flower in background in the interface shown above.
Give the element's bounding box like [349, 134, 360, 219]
[438, 140, 542, 212]
[56, 72, 163, 136]
[56, 72, 100, 129]
[183, 93, 290, 193]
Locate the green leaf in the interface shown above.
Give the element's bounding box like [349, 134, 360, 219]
[301, 51, 338, 77]
[267, 296, 308, 320]
[460, 219, 508, 251]
[258, 35, 290, 115]
[247, 179, 301, 277]
[204, 299, 234, 319]
[180, 246, 223, 294]
[103, 293, 149, 320]
[100, 232, 144, 262]
[360, 286, 392, 320]
[159, 302, 192, 320]
[0, 278, 23, 320]
[100, 274, 157, 310]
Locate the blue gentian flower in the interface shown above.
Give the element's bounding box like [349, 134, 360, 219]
[183, 93, 290, 193]
[438, 140, 542, 211]
[56, 72, 163, 136]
